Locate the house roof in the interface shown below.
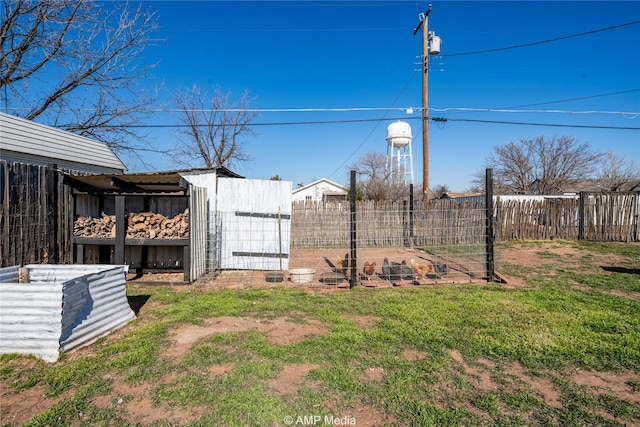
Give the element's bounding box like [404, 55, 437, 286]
[439, 192, 484, 199]
[0, 112, 126, 173]
[558, 178, 640, 193]
[292, 178, 348, 194]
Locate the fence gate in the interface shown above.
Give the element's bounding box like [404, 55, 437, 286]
[215, 178, 292, 270]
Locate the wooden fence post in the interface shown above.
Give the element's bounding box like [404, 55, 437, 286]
[485, 168, 495, 282]
[409, 183, 415, 246]
[349, 170, 357, 289]
[46, 164, 58, 264]
[578, 191, 585, 240]
[114, 196, 126, 265]
[402, 200, 409, 247]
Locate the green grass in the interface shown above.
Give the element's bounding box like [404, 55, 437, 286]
[1, 240, 639, 426]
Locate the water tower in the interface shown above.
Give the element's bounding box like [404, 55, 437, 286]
[385, 121, 414, 185]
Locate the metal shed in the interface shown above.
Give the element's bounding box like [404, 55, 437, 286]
[0, 264, 134, 362]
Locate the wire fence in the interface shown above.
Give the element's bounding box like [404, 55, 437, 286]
[2, 161, 637, 286]
[198, 200, 494, 289]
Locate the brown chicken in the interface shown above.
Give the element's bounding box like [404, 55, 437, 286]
[410, 259, 434, 279]
[362, 261, 376, 279]
[336, 253, 349, 274]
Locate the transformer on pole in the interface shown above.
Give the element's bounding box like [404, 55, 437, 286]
[413, 4, 441, 202]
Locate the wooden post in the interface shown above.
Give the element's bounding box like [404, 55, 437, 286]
[409, 183, 415, 247]
[349, 170, 357, 289]
[485, 168, 495, 282]
[402, 200, 409, 247]
[183, 244, 191, 282]
[114, 196, 125, 265]
[578, 191, 585, 240]
[46, 164, 58, 264]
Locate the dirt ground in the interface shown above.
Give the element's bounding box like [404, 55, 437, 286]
[127, 247, 493, 290]
[2, 243, 639, 426]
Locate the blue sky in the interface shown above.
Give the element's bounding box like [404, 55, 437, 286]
[131, 0, 639, 191]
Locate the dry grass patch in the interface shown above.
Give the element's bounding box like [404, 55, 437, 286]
[266, 363, 321, 395]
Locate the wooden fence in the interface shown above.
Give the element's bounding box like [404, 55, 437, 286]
[291, 192, 640, 248]
[0, 161, 72, 267]
[495, 193, 639, 242]
[1, 161, 638, 268]
[290, 200, 487, 248]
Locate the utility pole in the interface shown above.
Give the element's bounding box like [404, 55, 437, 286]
[414, 4, 433, 202]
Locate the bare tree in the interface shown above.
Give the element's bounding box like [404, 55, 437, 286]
[432, 184, 450, 199]
[598, 150, 640, 191]
[1, 0, 161, 158]
[478, 135, 602, 195]
[173, 85, 256, 169]
[348, 151, 411, 201]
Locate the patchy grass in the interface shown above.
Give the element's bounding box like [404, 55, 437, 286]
[1, 241, 639, 426]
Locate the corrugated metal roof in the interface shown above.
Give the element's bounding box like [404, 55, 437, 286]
[0, 112, 126, 173]
[64, 170, 190, 193]
[0, 264, 135, 362]
[63, 167, 243, 194]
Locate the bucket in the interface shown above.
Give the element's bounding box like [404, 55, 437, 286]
[265, 272, 284, 283]
[289, 268, 315, 284]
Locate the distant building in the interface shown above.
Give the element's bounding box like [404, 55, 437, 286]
[292, 178, 348, 202]
[0, 112, 126, 174]
[550, 179, 640, 194]
[438, 192, 485, 204]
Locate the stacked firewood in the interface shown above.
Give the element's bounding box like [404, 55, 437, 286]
[74, 208, 189, 239]
[127, 209, 189, 239]
[74, 213, 117, 238]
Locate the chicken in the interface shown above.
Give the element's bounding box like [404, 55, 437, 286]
[433, 261, 450, 275]
[362, 261, 376, 279]
[382, 258, 414, 281]
[399, 260, 417, 280]
[337, 253, 349, 275]
[382, 257, 392, 279]
[410, 259, 434, 279]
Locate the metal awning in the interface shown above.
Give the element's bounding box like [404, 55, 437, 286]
[62, 167, 243, 195]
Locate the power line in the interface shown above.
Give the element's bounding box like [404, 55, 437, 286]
[327, 70, 419, 179]
[442, 20, 640, 57]
[38, 104, 639, 116]
[503, 89, 640, 109]
[429, 107, 640, 118]
[432, 117, 639, 130]
[77, 116, 639, 130]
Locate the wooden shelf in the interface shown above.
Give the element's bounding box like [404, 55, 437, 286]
[72, 195, 192, 282]
[74, 237, 188, 246]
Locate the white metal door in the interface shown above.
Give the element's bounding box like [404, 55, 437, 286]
[216, 178, 292, 270]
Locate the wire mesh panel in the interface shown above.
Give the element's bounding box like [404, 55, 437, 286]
[199, 199, 493, 289]
[352, 200, 491, 287]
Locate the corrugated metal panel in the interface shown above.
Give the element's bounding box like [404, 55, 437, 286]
[189, 185, 208, 281]
[59, 265, 135, 353]
[216, 178, 292, 270]
[179, 171, 218, 272]
[0, 265, 20, 282]
[0, 112, 126, 172]
[0, 274, 64, 362]
[0, 264, 134, 362]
